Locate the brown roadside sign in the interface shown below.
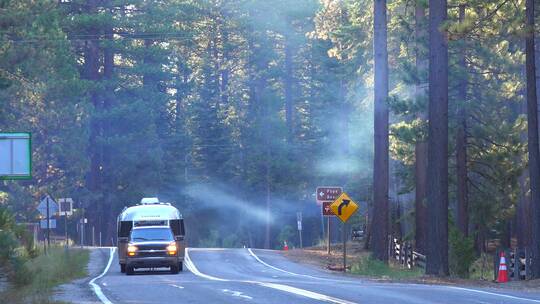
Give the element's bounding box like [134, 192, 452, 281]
[322, 202, 335, 216]
[316, 187, 342, 203]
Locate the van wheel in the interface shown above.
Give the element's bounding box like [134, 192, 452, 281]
[120, 264, 126, 273]
[171, 264, 179, 274]
[126, 266, 134, 275]
[179, 262, 183, 272]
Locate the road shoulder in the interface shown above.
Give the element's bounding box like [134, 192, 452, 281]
[282, 247, 540, 293]
[53, 247, 111, 304]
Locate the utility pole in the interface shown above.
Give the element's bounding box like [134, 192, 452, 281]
[80, 207, 85, 248]
[64, 213, 68, 249]
[46, 196, 50, 251]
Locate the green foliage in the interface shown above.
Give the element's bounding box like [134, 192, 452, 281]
[351, 254, 423, 279]
[469, 253, 495, 281]
[2, 247, 89, 303]
[277, 225, 296, 248]
[199, 230, 221, 248]
[0, 230, 18, 265]
[448, 227, 476, 278]
[222, 234, 241, 248]
[0, 0, 533, 257]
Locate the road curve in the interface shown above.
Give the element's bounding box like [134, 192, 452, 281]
[93, 248, 540, 304]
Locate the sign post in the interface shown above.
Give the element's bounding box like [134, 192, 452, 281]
[322, 201, 335, 254]
[327, 216, 331, 254]
[297, 212, 303, 249]
[58, 198, 73, 248]
[316, 187, 342, 255]
[330, 192, 358, 272]
[46, 196, 50, 249]
[37, 194, 58, 254]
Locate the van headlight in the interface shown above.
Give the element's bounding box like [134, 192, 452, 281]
[127, 245, 138, 256]
[166, 242, 177, 255]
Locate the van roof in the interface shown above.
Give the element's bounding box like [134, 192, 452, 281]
[119, 204, 182, 221]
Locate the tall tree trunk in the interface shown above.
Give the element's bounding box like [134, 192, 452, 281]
[456, 5, 469, 237]
[262, 73, 271, 249]
[518, 91, 531, 248]
[284, 33, 294, 144]
[414, 1, 428, 254]
[372, 0, 389, 262]
[84, 0, 102, 238]
[415, 143, 428, 252]
[517, 63, 531, 248]
[426, 0, 449, 276]
[221, 30, 229, 107]
[101, 18, 114, 245]
[247, 26, 271, 249]
[525, 0, 540, 278]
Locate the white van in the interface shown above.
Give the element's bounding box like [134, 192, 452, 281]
[117, 198, 185, 275]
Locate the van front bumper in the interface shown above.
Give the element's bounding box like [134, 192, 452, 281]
[126, 256, 182, 269]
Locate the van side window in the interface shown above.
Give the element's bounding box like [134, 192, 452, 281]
[118, 221, 132, 237]
[170, 219, 184, 236]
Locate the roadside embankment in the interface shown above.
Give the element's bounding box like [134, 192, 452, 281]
[53, 247, 111, 304]
[283, 244, 540, 292]
[1, 246, 89, 304]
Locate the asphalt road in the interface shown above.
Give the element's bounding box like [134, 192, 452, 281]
[94, 248, 540, 304]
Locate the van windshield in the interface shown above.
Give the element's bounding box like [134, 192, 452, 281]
[130, 228, 174, 242]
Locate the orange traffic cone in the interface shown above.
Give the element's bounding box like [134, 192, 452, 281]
[497, 251, 508, 283]
[283, 241, 289, 251]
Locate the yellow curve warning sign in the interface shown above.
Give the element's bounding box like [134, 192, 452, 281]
[330, 192, 358, 223]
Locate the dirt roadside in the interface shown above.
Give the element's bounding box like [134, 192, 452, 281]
[283, 244, 540, 292]
[53, 247, 111, 304]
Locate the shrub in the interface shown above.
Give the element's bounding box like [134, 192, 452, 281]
[449, 227, 476, 278]
[350, 254, 423, 279]
[199, 230, 220, 247]
[0, 230, 18, 265]
[222, 233, 240, 248]
[0, 207, 15, 230]
[469, 253, 494, 280]
[8, 255, 32, 286]
[276, 225, 296, 249]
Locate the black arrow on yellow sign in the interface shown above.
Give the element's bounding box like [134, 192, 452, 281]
[338, 199, 350, 215]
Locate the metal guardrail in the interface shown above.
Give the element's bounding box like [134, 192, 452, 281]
[389, 237, 426, 269]
[390, 237, 533, 280]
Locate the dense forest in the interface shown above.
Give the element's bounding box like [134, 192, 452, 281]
[1, 0, 539, 277]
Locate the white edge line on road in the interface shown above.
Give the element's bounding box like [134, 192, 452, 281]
[248, 248, 540, 303]
[185, 248, 230, 282]
[89, 247, 116, 304]
[248, 248, 325, 280]
[188, 248, 357, 304]
[447, 286, 540, 303]
[189, 248, 227, 251]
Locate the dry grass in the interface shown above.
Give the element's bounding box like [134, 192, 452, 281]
[284, 243, 540, 291]
[1, 247, 89, 304]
